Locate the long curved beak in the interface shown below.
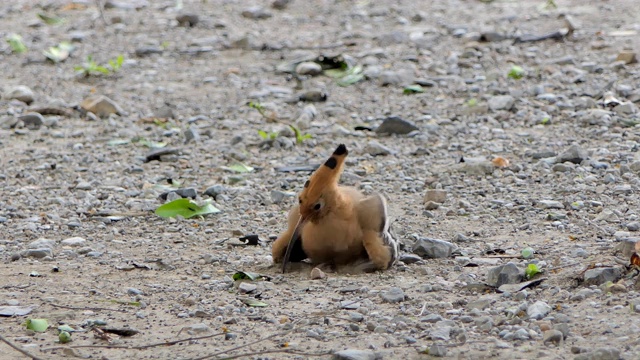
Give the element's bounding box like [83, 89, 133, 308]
[282, 215, 306, 274]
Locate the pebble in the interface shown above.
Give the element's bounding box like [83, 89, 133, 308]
[127, 287, 143, 295]
[557, 144, 588, 164]
[398, 253, 422, 264]
[412, 238, 456, 258]
[4, 85, 35, 104]
[428, 344, 447, 357]
[160, 188, 197, 200]
[333, 349, 381, 360]
[80, 95, 124, 118]
[61, 237, 86, 247]
[574, 347, 620, 360]
[486, 262, 523, 287]
[310, 267, 326, 280]
[185, 323, 211, 334]
[18, 113, 44, 130]
[298, 89, 327, 102]
[364, 140, 392, 156]
[176, 14, 199, 27]
[527, 301, 551, 320]
[23, 248, 52, 259]
[238, 282, 257, 293]
[583, 267, 623, 286]
[488, 95, 515, 111]
[615, 51, 637, 65]
[204, 184, 226, 198]
[380, 287, 405, 303]
[295, 62, 322, 76]
[241, 6, 272, 19]
[29, 238, 55, 249]
[270, 190, 290, 204]
[537, 200, 564, 209]
[379, 69, 414, 86]
[375, 116, 419, 135]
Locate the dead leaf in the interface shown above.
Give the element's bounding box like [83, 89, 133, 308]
[631, 252, 640, 267]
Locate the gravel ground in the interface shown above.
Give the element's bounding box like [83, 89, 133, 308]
[1, 0, 640, 359]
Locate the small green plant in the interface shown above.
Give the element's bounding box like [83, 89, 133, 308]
[508, 65, 525, 80]
[466, 98, 478, 107]
[258, 130, 279, 141]
[525, 263, 541, 279]
[248, 102, 312, 144]
[6, 34, 27, 54]
[74, 55, 124, 77]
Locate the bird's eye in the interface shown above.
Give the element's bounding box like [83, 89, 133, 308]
[313, 203, 321, 210]
[298, 198, 302, 204]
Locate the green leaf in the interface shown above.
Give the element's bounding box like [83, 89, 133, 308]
[323, 68, 347, 78]
[233, 271, 265, 281]
[94, 65, 110, 74]
[258, 130, 268, 139]
[137, 138, 167, 149]
[6, 34, 27, 54]
[57, 325, 75, 333]
[26, 318, 49, 332]
[403, 85, 425, 94]
[337, 72, 365, 87]
[521, 247, 534, 259]
[239, 298, 268, 307]
[155, 198, 221, 219]
[222, 162, 254, 173]
[37, 13, 65, 25]
[508, 65, 525, 80]
[525, 264, 540, 279]
[59, 331, 72, 343]
[107, 138, 131, 146]
[466, 98, 478, 107]
[43, 42, 74, 63]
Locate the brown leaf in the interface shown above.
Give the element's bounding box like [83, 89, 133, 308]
[631, 252, 640, 267]
[492, 156, 510, 168]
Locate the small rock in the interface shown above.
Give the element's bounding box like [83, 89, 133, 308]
[428, 344, 447, 357]
[574, 347, 620, 360]
[160, 188, 197, 200]
[61, 237, 86, 247]
[627, 221, 640, 231]
[486, 262, 523, 287]
[375, 116, 419, 135]
[4, 85, 35, 104]
[430, 324, 451, 341]
[364, 140, 392, 156]
[185, 323, 211, 334]
[583, 267, 623, 286]
[412, 238, 457, 258]
[127, 287, 143, 295]
[270, 190, 290, 204]
[457, 158, 495, 175]
[380, 69, 414, 86]
[398, 253, 422, 264]
[488, 95, 515, 111]
[424, 189, 447, 204]
[23, 248, 53, 258]
[18, 113, 44, 130]
[527, 301, 551, 320]
[424, 201, 440, 210]
[332, 349, 381, 360]
[184, 126, 200, 144]
[135, 46, 163, 57]
[238, 282, 257, 294]
[204, 185, 226, 198]
[80, 95, 125, 118]
[298, 89, 327, 102]
[176, 14, 199, 27]
[380, 287, 405, 303]
[272, 0, 292, 10]
[616, 51, 637, 65]
[615, 102, 637, 115]
[310, 267, 326, 280]
[241, 6, 272, 19]
[557, 144, 587, 164]
[295, 62, 323, 76]
[29, 238, 55, 249]
[537, 200, 564, 209]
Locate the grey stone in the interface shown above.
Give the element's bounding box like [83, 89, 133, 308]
[238, 282, 257, 293]
[424, 201, 440, 210]
[4, 85, 35, 104]
[375, 116, 419, 135]
[398, 253, 422, 264]
[428, 344, 447, 357]
[380, 287, 405, 303]
[332, 349, 382, 360]
[18, 113, 44, 130]
[488, 95, 515, 111]
[424, 189, 447, 204]
[295, 62, 323, 76]
[527, 301, 551, 320]
[160, 188, 197, 200]
[185, 323, 211, 334]
[627, 221, 640, 231]
[61, 237, 86, 247]
[23, 248, 53, 258]
[421, 314, 443, 323]
[364, 140, 392, 156]
[553, 323, 570, 339]
[486, 262, 523, 287]
[557, 144, 588, 164]
[241, 6, 272, 19]
[537, 200, 564, 209]
[513, 328, 529, 340]
[184, 126, 200, 143]
[429, 324, 451, 341]
[615, 102, 637, 115]
[574, 347, 620, 360]
[583, 267, 623, 286]
[380, 69, 414, 86]
[552, 163, 572, 172]
[176, 14, 199, 27]
[457, 159, 495, 175]
[204, 184, 226, 198]
[28, 238, 55, 249]
[270, 190, 289, 204]
[412, 238, 457, 259]
[127, 287, 143, 295]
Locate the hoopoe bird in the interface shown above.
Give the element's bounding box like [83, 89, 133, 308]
[272, 144, 399, 273]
